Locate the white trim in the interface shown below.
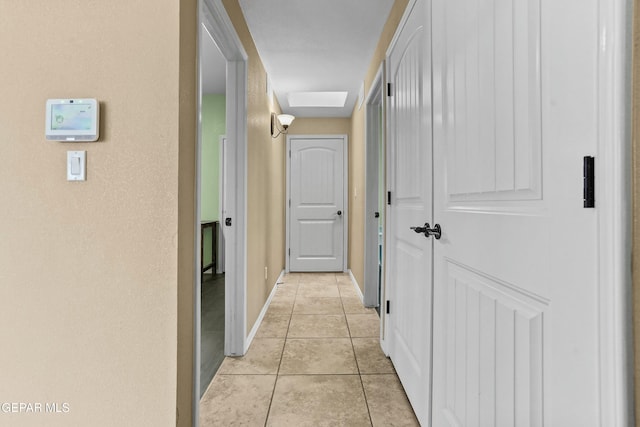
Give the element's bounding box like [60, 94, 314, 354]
[382, 0, 419, 362]
[286, 134, 349, 273]
[347, 269, 365, 302]
[357, 81, 365, 110]
[201, 0, 249, 358]
[224, 59, 248, 357]
[245, 270, 286, 351]
[201, 0, 247, 61]
[217, 135, 226, 274]
[196, 1, 248, 422]
[285, 135, 290, 273]
[385, 0, 417, 59]
[364, 63, 385, 308]
[381, 44, 398, 358]
[596, 0, 633, 425]
[194, 19, 204, 416]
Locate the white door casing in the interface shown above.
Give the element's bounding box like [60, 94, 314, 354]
[385, 0, 433, 424]
[596, 0, 633, 424]
[364, 64, 385, 308]
[196, 0, 248, 422]
[217, 135, 226, 274]
[429, 0, 610, 425]
[200, 0, 248, 357]
[287, 135, 348, 272]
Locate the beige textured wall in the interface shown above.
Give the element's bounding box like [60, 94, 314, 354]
[0, 1, 196, 426]
[222, 0, 286, 334]
[350, 107, 366, 286]
[348, 0, 410, 291]
[177, 0, 197, 425]
[634, 0, 640, 422]
[288, 118, 351, 136]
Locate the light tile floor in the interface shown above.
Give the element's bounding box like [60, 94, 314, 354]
[200, 272, 420, 427]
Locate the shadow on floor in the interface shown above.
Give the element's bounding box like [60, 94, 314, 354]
[201, 273, 225, 398]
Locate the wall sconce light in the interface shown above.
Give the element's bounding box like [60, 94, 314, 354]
[271, 113, 295, 138]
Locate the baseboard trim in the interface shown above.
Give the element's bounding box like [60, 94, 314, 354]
[348, 270, 364, 302]
[244, 270, 285, 353]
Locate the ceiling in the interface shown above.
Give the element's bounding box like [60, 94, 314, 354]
[238, 0, 395, 118]
[201, 24, 226, 95]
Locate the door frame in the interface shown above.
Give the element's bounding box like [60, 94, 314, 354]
[201, 0, 248, 357]
[596, 0, 633, 423]
[286, 134, 349, 273]
[381, 0, 418, 359]
[364, 63, 385, 309]
[217, 135, 226, 274]
[196, 0, 248, 419]
[382, 0, 433, 422]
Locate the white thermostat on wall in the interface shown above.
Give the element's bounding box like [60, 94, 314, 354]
[45, 98, 99, 141]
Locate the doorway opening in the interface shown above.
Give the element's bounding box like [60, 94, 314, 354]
[364, 64, 385, 312]
[195, 0, 248, 422]
[198, 22, 226, 398]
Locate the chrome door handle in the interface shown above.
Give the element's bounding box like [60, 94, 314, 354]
[410, 223, 442, 240]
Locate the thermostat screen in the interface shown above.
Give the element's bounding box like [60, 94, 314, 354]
[51, 103, 94, 131]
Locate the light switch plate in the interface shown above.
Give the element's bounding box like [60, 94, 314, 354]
[67, 151, 86, 181]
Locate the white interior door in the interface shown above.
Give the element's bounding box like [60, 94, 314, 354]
[217, 135, 226, 274]
[430, 0, 600, 425]
[288, 135, 347, 272]
[385, 0, 432, 424]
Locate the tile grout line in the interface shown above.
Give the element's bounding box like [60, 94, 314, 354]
[263, 276, 299, 427]
[341, 279, 375, 427]
[263, 273, 378, 426]
[200, 273, 417, 426]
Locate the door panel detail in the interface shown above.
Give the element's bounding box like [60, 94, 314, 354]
[442, 261, 545, 427]
[297, 220, 336, 257]
[432, 0, 600, 424]
[395, 30, 424, 201]
[445, 0, 542, 204]
[298, 148, 338, 205]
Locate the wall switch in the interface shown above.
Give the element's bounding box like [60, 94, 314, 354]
[67, 151, 86, 181]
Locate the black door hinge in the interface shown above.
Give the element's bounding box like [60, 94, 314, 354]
[387, 191, 391, 205]
[387, 83, 392, 97]
[583, 156, 595, 208]
[225, 217, 232, 226]
[386, 301, 390, 314]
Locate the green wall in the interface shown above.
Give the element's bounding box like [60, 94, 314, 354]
[201, 94, 225, 267]
[201, 94, 225, 221]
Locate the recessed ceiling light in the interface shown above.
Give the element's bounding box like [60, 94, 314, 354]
[288, 91, 349, 108]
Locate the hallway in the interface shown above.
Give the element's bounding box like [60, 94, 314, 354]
[199, 272, 419, 426]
